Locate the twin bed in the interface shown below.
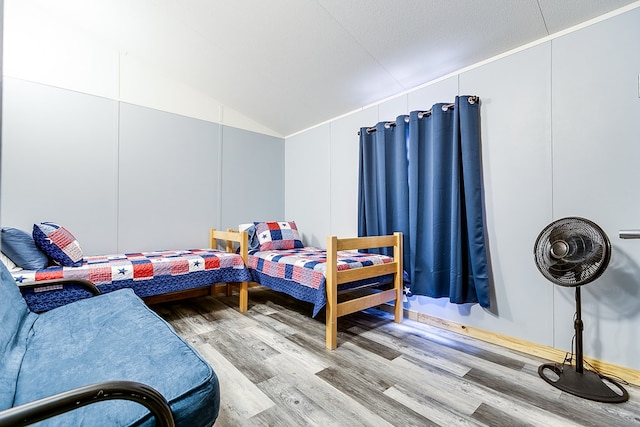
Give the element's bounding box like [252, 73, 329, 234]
[12, 230, 252, 312]
[11, 224, 404, 349]
[15, 248, 251, 312]
[210, 223, 404, 349]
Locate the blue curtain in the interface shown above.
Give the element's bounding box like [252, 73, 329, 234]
[358, 96, 490, 307]
[358, 117, 410, 262]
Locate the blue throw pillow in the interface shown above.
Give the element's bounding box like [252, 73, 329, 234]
[1, 227, 49, 270]
[33, 222, 84, 267]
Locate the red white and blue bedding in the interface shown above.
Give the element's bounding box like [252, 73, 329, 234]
[248, 247, 394, 316]
[14, 249, 251, 312]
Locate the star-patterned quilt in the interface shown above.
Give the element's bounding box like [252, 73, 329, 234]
[248, 247, 394, 317]
[14, 249, 251, 312]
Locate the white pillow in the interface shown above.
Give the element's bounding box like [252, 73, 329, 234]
[1, 251, 23, 272]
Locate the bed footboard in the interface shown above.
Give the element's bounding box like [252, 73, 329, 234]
[325, 232, 403, 349]
[215, 228, 403, 349]
[209, 229, 249, 312]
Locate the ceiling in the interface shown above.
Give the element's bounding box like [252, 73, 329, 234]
[34, 0, 640, 136]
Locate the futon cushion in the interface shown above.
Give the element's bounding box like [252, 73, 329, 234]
[0, 262, 37, 410]
[14, 288, 219, 426]
[254, 221, 304, 251]
[32, 222, 84, 267]
[0, 227, 49, 270]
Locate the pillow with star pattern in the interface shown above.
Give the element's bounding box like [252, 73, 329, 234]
[254, 221, 304, 251]
[33, 222, 84, 267]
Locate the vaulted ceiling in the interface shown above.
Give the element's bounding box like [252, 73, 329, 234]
[29, 0, 640, 136]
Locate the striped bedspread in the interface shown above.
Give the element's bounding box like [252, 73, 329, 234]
[14, 249, 251, 312]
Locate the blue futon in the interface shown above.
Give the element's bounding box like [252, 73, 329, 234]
[0, 262, 219, 426]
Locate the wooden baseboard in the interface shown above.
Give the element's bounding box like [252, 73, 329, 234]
[378, 304, 640, 387]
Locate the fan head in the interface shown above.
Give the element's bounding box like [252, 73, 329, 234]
[534, 217, 611, 287]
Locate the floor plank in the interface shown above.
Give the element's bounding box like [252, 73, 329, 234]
[152, 287, 640, 426]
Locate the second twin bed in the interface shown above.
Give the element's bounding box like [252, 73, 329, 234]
[211, 222, 404, 349]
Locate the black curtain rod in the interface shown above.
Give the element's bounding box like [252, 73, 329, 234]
[361, 95, 478, 135]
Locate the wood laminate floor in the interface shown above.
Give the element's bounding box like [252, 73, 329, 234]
[152, 287, 640, 426]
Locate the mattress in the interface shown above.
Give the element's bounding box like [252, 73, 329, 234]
[248, 247, 394, 316]
[14, 249, 251, 312]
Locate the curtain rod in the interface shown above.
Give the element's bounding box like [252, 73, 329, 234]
[362, 95, 479, 135]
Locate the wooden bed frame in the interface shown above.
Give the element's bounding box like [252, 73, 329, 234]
[208, 228, 250, 309]
[210, 228, 404, 349]
[138, 231, 250, 306]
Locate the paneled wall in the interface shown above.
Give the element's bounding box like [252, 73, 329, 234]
[1, 78, 284, 255]
[285, 126, 332, 247]
[550, 9, 640, 371]
[117, 103, 220, 252]
[285, 8, 640, 371]
[2, 79, 120, 255]
[221, 126, 284, 228]
[3, 0, 280, 138]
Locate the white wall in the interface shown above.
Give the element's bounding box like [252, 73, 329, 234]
[550, 9, 640, 368]
[456, 43, 554, 344]
[1, 1, 287, 254]
[1, 79, 120, 255]
[220, 126, 285, 229]
[116, 103, 220, 252]
[1, 78, 285, 255]
[285, 8, 640, 371]
[2, 0, 280, 138]
[328, 107, 378, 239]
[285, 126, 332, 248]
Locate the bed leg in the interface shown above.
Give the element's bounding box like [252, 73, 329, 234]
[239, 281, 248, 313]
[326, 307, 337, 350]
[394, 299, 403, 323]
[393, 231, 404, 324]
[325, 302, 338, 350]
[226, 283, 233, 297]
[326, 235, 338, 350]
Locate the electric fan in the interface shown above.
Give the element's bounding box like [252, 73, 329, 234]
[533, 217, 629, 403]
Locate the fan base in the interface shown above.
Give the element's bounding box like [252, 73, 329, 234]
[538, 363, 628, 403]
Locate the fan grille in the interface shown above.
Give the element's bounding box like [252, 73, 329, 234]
[534, 217, 611, 287]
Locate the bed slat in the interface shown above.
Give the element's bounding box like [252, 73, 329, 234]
[336, 262, 398, 285]
[336, 289, 398, 317]
[335, 235, 398, 251]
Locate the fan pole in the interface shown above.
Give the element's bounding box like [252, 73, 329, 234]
[538, 286, 629, 403]
[574, 287, 584, 374]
